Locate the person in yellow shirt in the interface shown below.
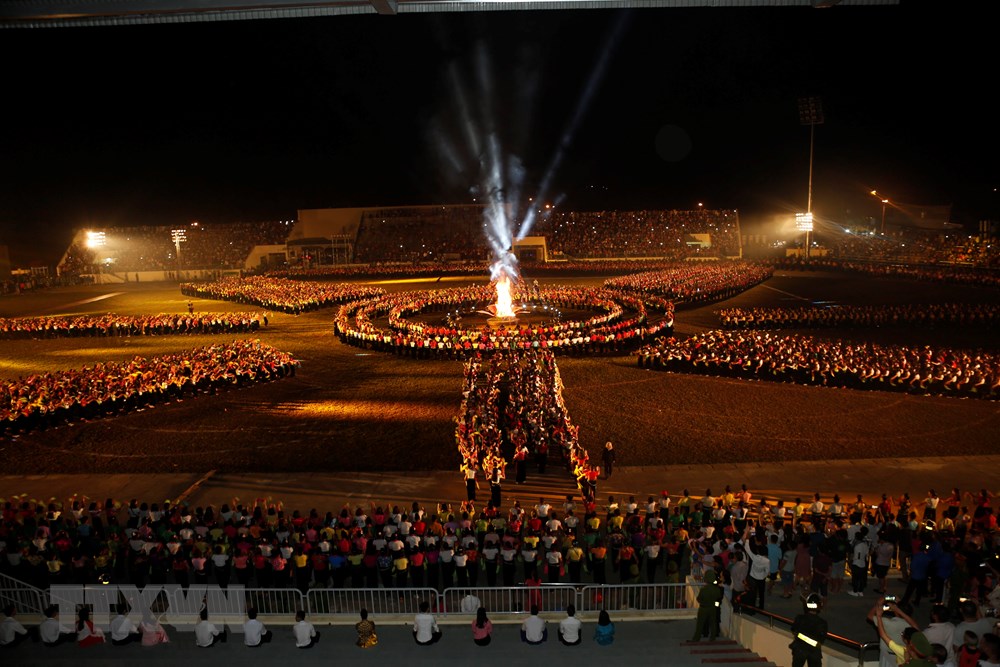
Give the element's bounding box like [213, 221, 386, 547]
[566, 541, 586, 583]
[589, 539, 608, 584]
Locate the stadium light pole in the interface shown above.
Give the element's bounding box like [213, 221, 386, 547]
[870, 190, 890, 234]
[798, 97, 824, 259]
[171, 228, 187, 281]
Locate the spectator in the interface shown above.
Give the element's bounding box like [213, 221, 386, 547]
[412, 600, 441, 646]
[355, 609, 377, 649]
[559, 604, 582, 646]
[471, 607, 492, 647]
[292, 609, 318, 649]
[243, 607, 271, 647]
[521, 604, 548, 645]
[194, 608, 223, 648]
[0, 605, 29, 648]
[594, 609, 615, 645]
[109, 603, 139, 645]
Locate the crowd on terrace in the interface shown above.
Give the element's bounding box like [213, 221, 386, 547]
[0, 341, 298, 436]
[635, 330, 1000, 399]
[830, 231, 1000, 268]
[3, 483, 1000, 624]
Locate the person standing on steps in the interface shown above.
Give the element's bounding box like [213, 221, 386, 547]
[602, 442, 615, 479]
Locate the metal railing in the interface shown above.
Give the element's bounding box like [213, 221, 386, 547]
[307, 587, 439, 616]
[440, 584, 578, 615]
[0, 572, 48, 614]
[735, 604, 880, 667]
[0, 579, 699, 621]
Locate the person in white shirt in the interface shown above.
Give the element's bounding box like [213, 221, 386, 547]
[110, 604, 140, 645]
[412, 601, 441, 645]
[243, 607, 271, 647]
[521, 605, 548, 644]
[292, 610, 318, 648]
[558, 604, 582, 646]
[194, 608, 222, 647]
[38, 605, 74, 646]
[460, 593, 482, 614]
[0, 605, 29, 648]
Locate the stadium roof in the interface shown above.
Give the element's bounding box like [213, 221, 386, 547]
[2, 0, 899, 29]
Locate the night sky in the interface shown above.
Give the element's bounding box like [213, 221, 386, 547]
[1, 1, 996, 266]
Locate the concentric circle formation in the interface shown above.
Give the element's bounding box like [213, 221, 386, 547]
[334, 283, 674, 356]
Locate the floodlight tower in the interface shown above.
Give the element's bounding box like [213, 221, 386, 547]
[798, 97, 824, 259]
[171, 228, 187, 280]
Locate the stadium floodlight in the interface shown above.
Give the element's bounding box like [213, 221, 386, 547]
[870, 190, 890, 234]
[85, 231, 106, 248]
[795, 212, 814, 232]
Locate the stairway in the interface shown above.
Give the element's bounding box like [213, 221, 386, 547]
[679, 639, 778, 667]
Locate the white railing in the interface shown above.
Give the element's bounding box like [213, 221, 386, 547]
[307, 587, 439, 616]
[1, 579, 700, 622]
[440, 584, 579, 615]
[579, 583, 693, 615]
[0, 571, 48, 614]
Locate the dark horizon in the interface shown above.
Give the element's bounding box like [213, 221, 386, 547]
[1, 2, 996, 267]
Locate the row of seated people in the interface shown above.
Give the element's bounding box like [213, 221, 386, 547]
[604, 261, 773, 305]
[770, 258, 1000, 289]
[1, 341, 298, 436]
[0, 312, 266, 339]
[181, 276, 383, 313]
[634, 330, 1000, 399]
[717, 303, 1000, 330]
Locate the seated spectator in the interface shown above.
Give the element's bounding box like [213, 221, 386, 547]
[194, 608, 223, 647]
[594, 609, 615, 645]
[76, 608, 105, 647]
[292, 610, 318, 648]
[559, 604, 582, 646]
[355, 609, 377, 649]
[413, 600, 441, 646]
[243, 607, 271, 647]
[38, 605, 75, 646]
[0, 605, 29, 648]
[109, 603, 139, 645]
[521, 604, 547, 645]
[471, 607, 493, 647]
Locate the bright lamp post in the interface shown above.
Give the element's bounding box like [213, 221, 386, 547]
[798, 97, 824, 259]
[870, 190, 890, 234]
[171, 228, 187, 279]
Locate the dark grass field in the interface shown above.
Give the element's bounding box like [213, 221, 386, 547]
[1, 271, 999, 475]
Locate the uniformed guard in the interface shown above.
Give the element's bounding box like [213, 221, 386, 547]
[790, 593, 828, 667]
[691, 570, 724, 642]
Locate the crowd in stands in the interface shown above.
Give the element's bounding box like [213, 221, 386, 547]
[534, 209, 741, 259]
[771, 258, 1000, 289]
[335, 285, 674, 358]
[353, 206, 488, 264]
[635, 330, 1000, 399]
[0, 313, 267, 340]
[180, 276, 384, 314]
[830, 231, 1000, 269]
[717, 303, 1000, 330]
[0, 341, 298, 436]
[455, 350, 598, 506]
[604, 262, 773, 306]
[58, 221, 290, 276]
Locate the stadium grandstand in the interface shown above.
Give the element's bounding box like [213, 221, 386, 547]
[54, 204, 1000, 285]
[55, 206, 744, 282]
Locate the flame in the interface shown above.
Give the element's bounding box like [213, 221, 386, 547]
[494, 272, 516, 319]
